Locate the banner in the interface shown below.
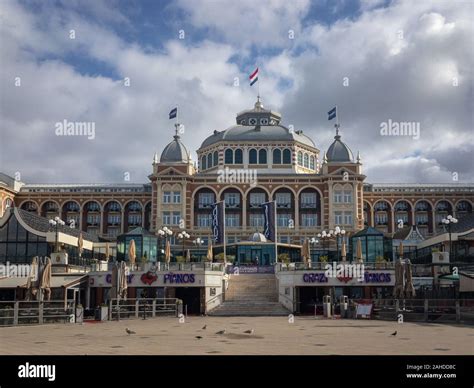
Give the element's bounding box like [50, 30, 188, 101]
[211, 201, 225, 244]
[262, 201, 276, 242]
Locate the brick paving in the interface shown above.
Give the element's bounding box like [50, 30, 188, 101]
[0, 317, 472, 355]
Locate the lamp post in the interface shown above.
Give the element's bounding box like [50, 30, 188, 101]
[442, 215, 458, 261]
[317, 230, 333, 259]
[309, 237, 318, 265]
[193, 237, 204, 262]
[334, 226, 346, 262]
[49, 216, 65, 252]
[178, 231, 190, 260]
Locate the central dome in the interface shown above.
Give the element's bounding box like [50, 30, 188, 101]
[249, 232, 267, 243]
[199, 98, 316, 150]
[200, 125, 315, 149]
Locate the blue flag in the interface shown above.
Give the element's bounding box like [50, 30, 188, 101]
[211, 202, 225, 244]
[262, 201, 276, 242]
[328, 107, 337, 121]
[169, 107, 177, 120]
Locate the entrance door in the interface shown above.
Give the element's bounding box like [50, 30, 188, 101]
[175, 287, 201, 315]
[250, 249, 261, 264]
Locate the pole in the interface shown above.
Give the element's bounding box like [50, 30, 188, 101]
[222, 201, 227, 265]
[274, 201, 278, 263]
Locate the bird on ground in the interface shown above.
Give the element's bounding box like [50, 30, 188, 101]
[391, 331, 397, 336]
[195, 336, 203, 340]
[216, 329, 226, 335]
[202, 325, 207, 330]
[125, 328, 136, 335]
[244, 329, 254, 335]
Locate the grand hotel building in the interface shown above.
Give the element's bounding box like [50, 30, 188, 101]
[1, 99, 473, 261]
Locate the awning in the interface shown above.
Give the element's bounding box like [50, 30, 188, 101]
[0, 276, 28, 288]
[50, 275, 87, 288]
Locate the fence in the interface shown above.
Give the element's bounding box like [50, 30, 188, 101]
[108, 298, 179, 320]
[359, 298, 474, 323]
[0, 300, 75, 326]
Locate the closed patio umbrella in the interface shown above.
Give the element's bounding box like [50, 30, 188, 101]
[105, 243, 110, 262]
[404, 259, 415, 298]
[128, 239, 136, 270]
[25, 256, 39, 301]
[165, 240, 171, 265]
[301, 238, 310, 266]
[341, 239, 347, 262]
[206, 240, 213, 262]
[399, 241, 404, 258]
[39, 257, 52, 301]
[118, 261, 128, 299]
[186, 249, 191, 263]
[77, 232, 84, 258]
[393, 258, 405, 298]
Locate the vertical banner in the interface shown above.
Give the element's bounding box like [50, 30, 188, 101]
[211, 201, 225, 244]
[262, 201, 276, 242]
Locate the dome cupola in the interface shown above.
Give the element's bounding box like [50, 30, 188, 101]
[326, 129, 353, 162]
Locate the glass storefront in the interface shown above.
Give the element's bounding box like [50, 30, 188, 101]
[116, 228, 158, 262]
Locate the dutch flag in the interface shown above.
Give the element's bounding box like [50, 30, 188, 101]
[328, 107, 337, 121]
[249, 68, 258, 86]
[169, 107, 177, 120]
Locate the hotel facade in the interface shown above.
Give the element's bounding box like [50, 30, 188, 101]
[1, 98, 473, 264]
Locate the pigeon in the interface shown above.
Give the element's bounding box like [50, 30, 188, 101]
[215, 329, 226, 335]
[244, 329, 254, 335]
[391, 331, 397, 336]
[202, 325, 207, 330]
[125, 328, 136, 335]
[195, 336, 203, 339]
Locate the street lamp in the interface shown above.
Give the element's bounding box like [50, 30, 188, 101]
[177, 231, 190, 260]
[334, 226, 346, 262]
[193, 237, 204, 262]
[49, 216, 65, 252]
[442, 215, 458, 261]
[317, 230, 333, 258]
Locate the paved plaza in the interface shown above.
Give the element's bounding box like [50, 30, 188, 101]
[0, 317, 472, 355]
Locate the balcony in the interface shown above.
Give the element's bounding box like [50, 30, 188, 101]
[225, 203, 240, 209]
[249, 203, 263, 208]
[276, 203, 291, 209]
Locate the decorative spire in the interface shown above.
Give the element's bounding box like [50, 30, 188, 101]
[174, 123, 181, 139]
[323, 151, 328, 164]
[357, 151, 361, 163]
[153, 152, 158, 164]
[254, 96, 264, 111]
[334, 124, 341, 140]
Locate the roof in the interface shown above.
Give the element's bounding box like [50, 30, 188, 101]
[326, 132, 353, 162]
[392, 226, 425, 241]
[120, 227, 156, 237]
[0, 274, 87, 289]
[352, 226, 385, 237]
[160, 135, 191, 163]
[448, 213, 474, 233]
[12, 208, 100, 242]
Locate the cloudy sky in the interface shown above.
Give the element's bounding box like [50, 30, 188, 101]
[0, 0, 472, 184]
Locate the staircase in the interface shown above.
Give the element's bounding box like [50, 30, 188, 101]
[209, 274, 289, 316]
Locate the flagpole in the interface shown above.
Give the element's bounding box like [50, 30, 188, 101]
[222, 200, 227, 265]
[335, 104, 340, 134]
[257, 65, 260, 100]
[274, 200, 278, 264]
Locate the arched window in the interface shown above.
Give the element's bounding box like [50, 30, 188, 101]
[225, 149, 233, 164]
[213, 151, 218, 166]
[258, 149, 267, 164]
[207, 153, 213, 168]
[201, 156, 207, 170]
[249, 149, 258, 164]
[303, 153, 309, 168]
[310, 156, 315, 170]
[234, 149, 243, 164]
[283, 149, 291, 164]
[273, 149, 282, 164]
[297, 151, 303, 165]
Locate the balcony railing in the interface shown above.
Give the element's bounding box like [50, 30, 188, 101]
[300, 203, 317, 209]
